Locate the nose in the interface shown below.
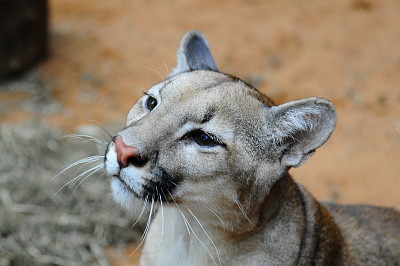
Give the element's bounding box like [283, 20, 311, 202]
[113, 135, 148, 168]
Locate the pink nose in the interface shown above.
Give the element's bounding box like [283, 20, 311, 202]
[114, 136, 145, 168]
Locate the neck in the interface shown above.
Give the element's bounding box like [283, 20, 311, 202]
[141, 174, 311, 265]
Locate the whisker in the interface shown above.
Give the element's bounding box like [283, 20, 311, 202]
[64, 133, 107, 143]
[163, 190, 219, 264]
[72, 158, 103, 178]
[159, 189, 175, 239]
[72, 164, 103, 191]
[167, 179, 178, 187]
[88, 120, 113, 140]
[63, 134, 108, 147]
[54, 164, 102, 195]
[162, 59, 170, 74]
[131, 195, 149, 228]
[131, 222, 149, 255]
[67, 164, 102, 188]
[166, 190, 191, 235]
[143, 197, 156, 240]
[166, 194, 219, 264]
[138, 64, 164, 79]
[201, 203, 225, 225]
[157, 187, 164, 247]
[183, 210, 218, 265]
[51, 155, 104, 182]
[185, 206, 221, 264]
[131, 196, 155, 255]
[162, 192, 216, 264]
[236, 201, 255, 227]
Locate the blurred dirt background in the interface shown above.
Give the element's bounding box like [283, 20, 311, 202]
[1, 0, 399, 265]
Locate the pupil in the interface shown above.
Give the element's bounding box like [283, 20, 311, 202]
[147, 97, 157, 110]
[188, 130, 219, 147]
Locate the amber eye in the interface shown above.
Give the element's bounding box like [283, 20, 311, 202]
[193, 132, 218, 147]
[185, 130, 220, 147]
[146, 96, 158, 111]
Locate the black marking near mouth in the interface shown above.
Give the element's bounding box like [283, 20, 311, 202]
[114, 167, 180, 203]
[142, 168, 180, 202]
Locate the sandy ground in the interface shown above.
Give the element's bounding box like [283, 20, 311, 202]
[1, 0, 399, 265]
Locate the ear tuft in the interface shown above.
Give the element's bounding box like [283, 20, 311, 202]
[170, 30, 219, 76]
[272, 106, 325, 144]
[268, 98, 336, 168]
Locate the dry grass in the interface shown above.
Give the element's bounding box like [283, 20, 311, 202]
[0, 121, 141, 266]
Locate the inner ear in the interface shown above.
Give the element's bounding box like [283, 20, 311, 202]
[170, 30, 219, 76]
[267, 97, 336, 168]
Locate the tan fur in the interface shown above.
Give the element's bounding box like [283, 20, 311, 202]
[104, 30, 400, 265]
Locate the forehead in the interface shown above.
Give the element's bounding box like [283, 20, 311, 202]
[150, 71, 267, 113]
[142, 71, 270, 149]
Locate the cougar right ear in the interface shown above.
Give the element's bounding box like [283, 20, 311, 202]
[267, 97, 336, 168]
[170, 30, 219, 76]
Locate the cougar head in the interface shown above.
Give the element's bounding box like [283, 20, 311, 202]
[104, 30, 336, 223]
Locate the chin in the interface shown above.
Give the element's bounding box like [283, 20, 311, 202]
[110, 178, 140, 210]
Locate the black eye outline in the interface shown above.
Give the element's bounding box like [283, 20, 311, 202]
[145, 94, 158, 111]
[182, 130, 224, 148]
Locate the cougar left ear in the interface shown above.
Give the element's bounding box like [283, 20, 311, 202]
[170, 30, 219, 76]
[267, 97, 336, 168]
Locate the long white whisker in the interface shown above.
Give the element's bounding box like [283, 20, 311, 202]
[54, 156, 104, 181]
[70, 155, 105, 180]
[72, 164, 103, 191]
[167, 179, 178, 187]
[63, 134, 108, 147]
[183, 211, 218, 265]
[166, 190, 190, 235]
[203, 204, 225, 225]
[72, 159, 102, 178]
[138, 64, 164, 79]
[131, 195, 148, 228]
[54, 163, 102, 195]
[88, 120, 113, 140]
[166, 192, 219, 264]
[70, 163, 103, 187]
[131, 196, 155, 255]
[236, 201, 255, 227]
[164, 190, 220, 264]
[51, 155, 104, 182]
[157, 187, 164, 247]
[185, 206, 221, 264]
[162, 59, 170, 74]
[143, 197, 155, 240]
[131, 223, 150, 255]
[162, 192, 217, 264]
[159, 189, 175, 240]
[64, 133, 108, 143]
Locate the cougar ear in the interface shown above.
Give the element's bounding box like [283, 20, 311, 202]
[170, 30, 219, 76]
[267, 97, 336, 168]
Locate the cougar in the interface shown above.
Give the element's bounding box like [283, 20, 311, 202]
[104, 30, 400, 265]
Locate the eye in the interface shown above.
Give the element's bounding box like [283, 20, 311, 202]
[145, 95, 158, 111]
[186, 130, 220, 147]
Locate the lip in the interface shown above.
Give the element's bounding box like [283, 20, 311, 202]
[113, 174, 141, 198]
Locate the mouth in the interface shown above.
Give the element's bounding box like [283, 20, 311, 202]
[113, 174, 141, 199]
[112, 167, 180, 203]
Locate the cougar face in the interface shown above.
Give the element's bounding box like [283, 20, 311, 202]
[105, 30, 335, 222]
[106, 71, 275, 210]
